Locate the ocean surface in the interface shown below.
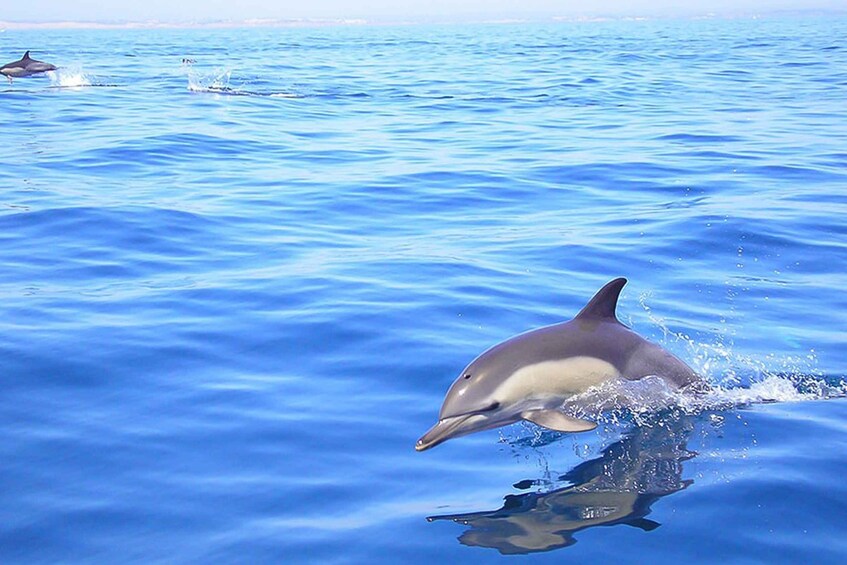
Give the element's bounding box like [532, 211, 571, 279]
[1, 16, 846, 563]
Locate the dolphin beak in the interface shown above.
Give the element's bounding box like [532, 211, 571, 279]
[415, 415, 474, 452]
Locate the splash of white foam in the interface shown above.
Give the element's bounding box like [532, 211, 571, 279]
[186, 67, 233, 93]
[185, 67, 300, 98]
[48, 68, 91, 88]
[562, 372, 845, 427]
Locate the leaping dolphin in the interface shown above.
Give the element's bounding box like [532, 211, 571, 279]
[416, 278, 700, 452]
[1, 51, 57, 83]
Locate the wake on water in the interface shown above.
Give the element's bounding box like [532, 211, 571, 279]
[46, 68, 118, 89]
[503, 362, 845, 468]
[9, 61, 324, 98]
[185, 65, 300, 98]
[0, 68, 96, 90]
[48, 68, 90, 88]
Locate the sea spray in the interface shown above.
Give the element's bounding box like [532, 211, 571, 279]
[48, 68, 92, 88]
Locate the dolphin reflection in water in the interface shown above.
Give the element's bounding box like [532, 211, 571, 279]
[428, 416, 696, 554]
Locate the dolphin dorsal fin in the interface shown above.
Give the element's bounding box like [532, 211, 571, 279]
[22, 51, 31, 60]
[575, 277, 627, 321]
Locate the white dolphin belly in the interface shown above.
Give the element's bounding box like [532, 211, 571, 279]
[494, 356, 620, 404]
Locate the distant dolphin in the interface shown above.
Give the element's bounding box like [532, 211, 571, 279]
[1, 51, 57, 83]
[416, 278, 700, 451]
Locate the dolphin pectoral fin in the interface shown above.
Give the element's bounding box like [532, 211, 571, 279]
[521, 410, 597, 433]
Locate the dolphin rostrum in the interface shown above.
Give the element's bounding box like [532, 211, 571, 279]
[416, 278, 700, 451]
[1, 51, 57, 83]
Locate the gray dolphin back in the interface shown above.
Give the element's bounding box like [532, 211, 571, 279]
[576, 277, 699, 388]
[1, 51, 56, 74]
[623, 339, 699, 388]
[2, 51, 30, 69]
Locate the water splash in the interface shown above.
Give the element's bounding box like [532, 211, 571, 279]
[186, 67, 233, 93]
[185, 66, 300, 98]
[48, 68, 92, 88]
[550, 292, 846, 437]
[552, 334, 845, 442]
[501, 368, 845, 457]
[562, 372, 845, 427]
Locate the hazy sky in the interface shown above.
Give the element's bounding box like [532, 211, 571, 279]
[3, 0, 843, 23]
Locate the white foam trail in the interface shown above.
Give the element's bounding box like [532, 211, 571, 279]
[48, 68, 91, 88]
[187, 68, 233, 93]
[185, 67, 301, 98]
[562, 372, 845, 426]
[498, 371, 844, 462]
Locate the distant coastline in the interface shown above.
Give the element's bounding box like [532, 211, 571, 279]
[1, 10, 845, 31]
[0, 19, 370, 30]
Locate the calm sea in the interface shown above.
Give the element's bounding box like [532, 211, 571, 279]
[1, 16, 846, 563]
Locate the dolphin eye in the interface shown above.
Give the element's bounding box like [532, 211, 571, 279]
[464, 374, 471, 380]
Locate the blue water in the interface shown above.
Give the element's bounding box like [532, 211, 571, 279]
[1, 16, 846, 563]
